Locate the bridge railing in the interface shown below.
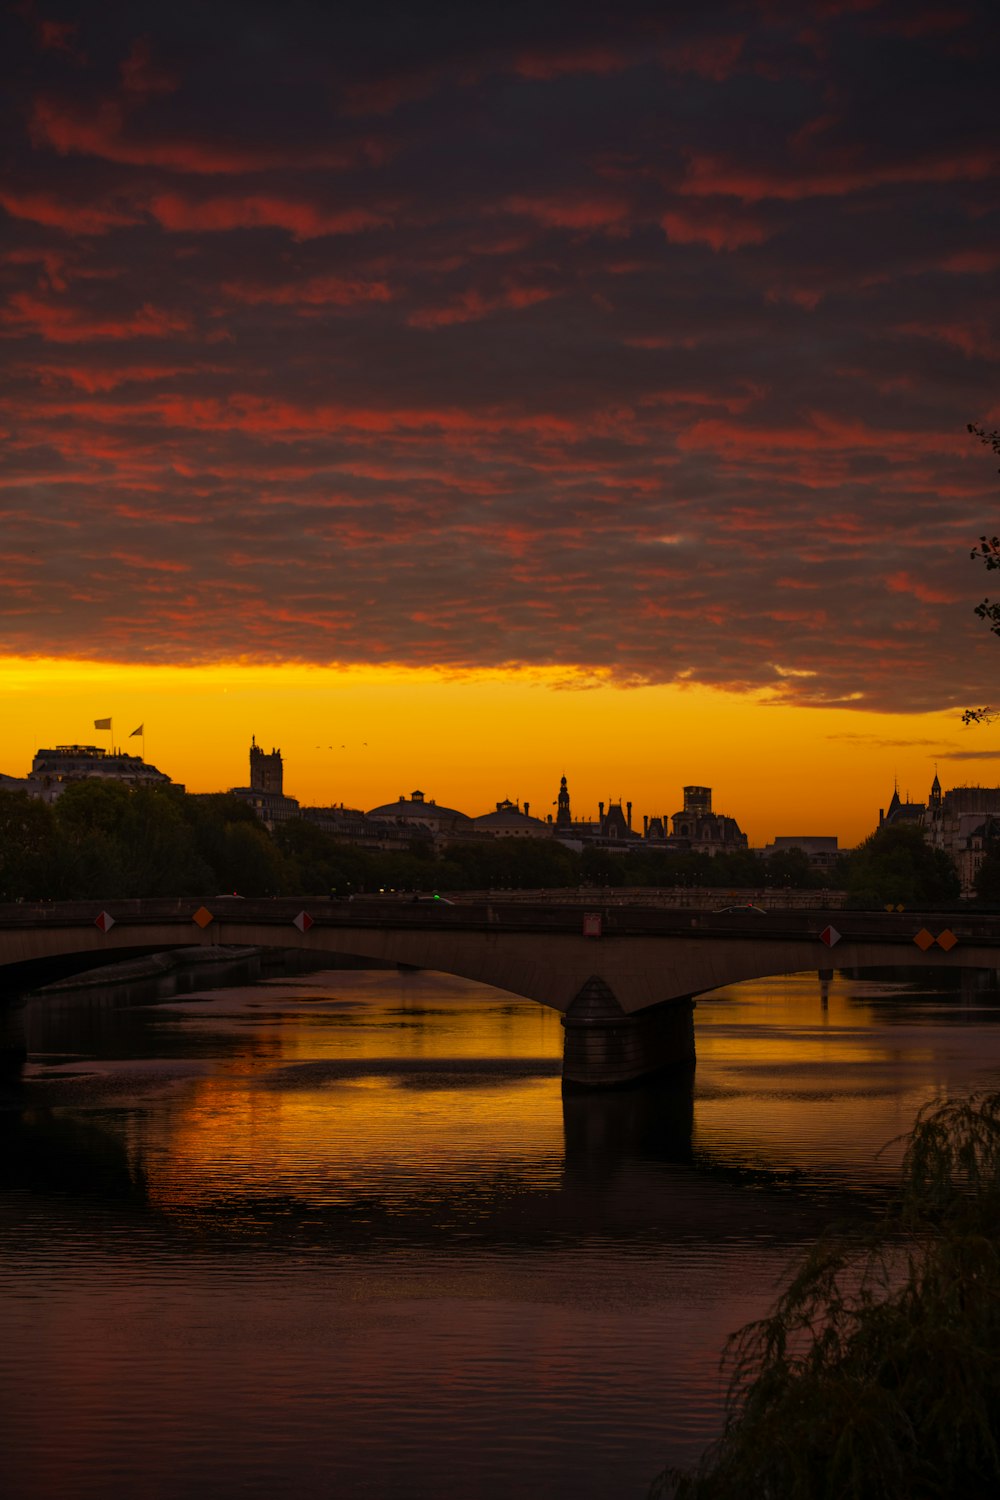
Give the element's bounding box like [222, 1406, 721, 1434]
[3, 899, 1000, 952]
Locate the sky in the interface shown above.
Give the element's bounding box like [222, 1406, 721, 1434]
[2, 0, 999, 843]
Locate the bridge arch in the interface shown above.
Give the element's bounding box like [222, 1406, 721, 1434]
[3, 899, 1000, 1087]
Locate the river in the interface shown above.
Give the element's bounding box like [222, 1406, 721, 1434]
[3, 960, 1000, 1499]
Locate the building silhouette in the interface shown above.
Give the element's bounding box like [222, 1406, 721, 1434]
[250, 737, 285, 796]
[231, 737, 299, 828]
[669, 785, 748, 853]
[26, 745, 175, 803]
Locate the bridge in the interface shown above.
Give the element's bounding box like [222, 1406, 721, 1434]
[2, 897, 997, 1087]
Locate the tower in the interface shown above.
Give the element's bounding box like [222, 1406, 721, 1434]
[929, 771, 942, 810]
[250, 736, 283, 795]
[556, 774, 571, 830]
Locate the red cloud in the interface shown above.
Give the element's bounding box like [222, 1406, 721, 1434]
[339, 67, 455, 119]
[679, 145, 1000, 200]
[407, 284, 556, 328]
[660, 34, 745, 82]
[37, 19, 80, 54]
[896, 320, 1000, 359]
[119, 39, 178, 98]
[30, 94, 377, 175]
[3, 292, 191, 343]
[512, 45, 625, 80]
[936, 249, 1000, 274]
[676, 414, 960, 461]
[0, 187, 139, 234]
[222, 275, 393, 308]
[109, 551, 190, 573]
[32, 362, 217, 393]
[661, 203, 769, 251]
[148, 192, 390, 237]
[874, 7, 972, 38]
[500, 193, 631, 230]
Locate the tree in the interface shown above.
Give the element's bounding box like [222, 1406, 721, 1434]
[651, 1091, 1000, 1499]
[0, 791, 59, 900]
[973, 817, 1000, 902]
[50, 781, 212, 898]
[216, 821, 289, 896]
[964, 423, 1000, 725]
[844, 822, 959, 908]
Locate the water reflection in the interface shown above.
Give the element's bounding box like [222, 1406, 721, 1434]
[5, 962, 1000, 1500]
[0, 1108, 147, 1201]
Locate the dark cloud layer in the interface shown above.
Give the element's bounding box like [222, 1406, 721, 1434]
[2, 0, 998, 710]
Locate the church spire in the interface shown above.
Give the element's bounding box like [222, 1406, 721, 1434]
[556, 773, 571, 829]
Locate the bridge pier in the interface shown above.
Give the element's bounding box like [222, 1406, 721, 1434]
[0, 994, 28, 1078]
[561, 976, 695, 1090]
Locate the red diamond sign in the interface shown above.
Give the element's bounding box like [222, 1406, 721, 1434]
[819, 925, 841, 947]
[293, 911, 314, 933]
[94, 911, 115, 933]
[192, 906, 214, 929]
[937, 929, 958, 952]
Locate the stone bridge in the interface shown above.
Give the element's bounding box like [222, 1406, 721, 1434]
[1, 897, 997, 1087]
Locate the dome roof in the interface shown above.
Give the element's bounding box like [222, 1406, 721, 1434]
[366, 789, 470, 822]
[473, 799, 547, 831]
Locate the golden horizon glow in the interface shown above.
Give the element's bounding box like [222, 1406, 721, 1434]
[2, 654, 994, 846]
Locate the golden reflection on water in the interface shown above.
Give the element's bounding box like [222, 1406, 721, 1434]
[11, 962, 1000, 1500]
[693, 970, 1000, 1180]
[136, 974, 567, 1213]
[124, 965, 1000, 1219]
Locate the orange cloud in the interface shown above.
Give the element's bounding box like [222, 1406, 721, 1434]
[885, 572, 959, 604]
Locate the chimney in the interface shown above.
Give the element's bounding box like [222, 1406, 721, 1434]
[599, 800, 605, 820]
[524, 801, 530, 817]
[643, 814, 648, 835]
[627, 801, 632, 829]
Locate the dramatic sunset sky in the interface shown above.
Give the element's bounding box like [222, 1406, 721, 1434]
[2, 0, 998, 842]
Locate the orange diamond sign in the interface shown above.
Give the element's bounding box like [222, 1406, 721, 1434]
[937, 929, 958, 952]
[192, 906, 214, 929]
[913, 928, 935, 951]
